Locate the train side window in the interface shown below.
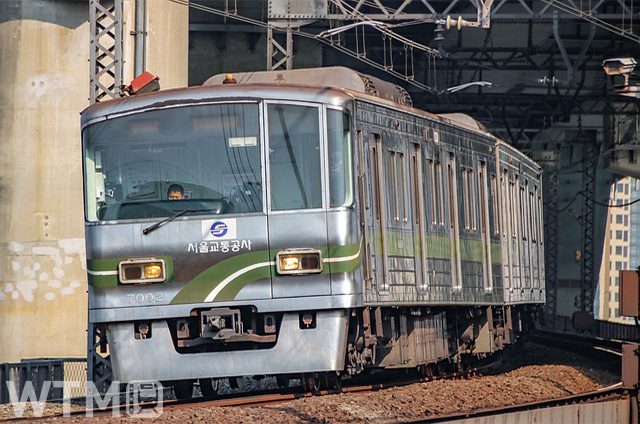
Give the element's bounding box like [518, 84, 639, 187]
[327, 109, 353, 207]
[437, 162, 444, 225]
[268, 104, 322, 211]
[510, 178, 518, 239]
[520, 185, 526, 241]
[479, 162, 488, 235]
[468, 168, 476, 231]
[530, 190, 536, 243]
[397, 152, 407, 222]
[501, 172, 508, 237]
[429, 160, 437, 225]
[461, 167, 469, 229]
[370, 142, 381, 221]
[536, 187, 543, 246]
[447, 156, 457, 230]
[411, 148, 421, 225]
[491, 174, 499, 235]
[389, 151, 398, 221]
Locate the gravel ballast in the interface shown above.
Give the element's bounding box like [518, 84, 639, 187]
[0, 342, 619, 423]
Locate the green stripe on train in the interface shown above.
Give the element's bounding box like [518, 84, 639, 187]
[370, 228, 502, 262]
[170, 242, 362, 304]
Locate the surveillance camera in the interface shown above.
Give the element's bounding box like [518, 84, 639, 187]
[602, 57, 637, 76]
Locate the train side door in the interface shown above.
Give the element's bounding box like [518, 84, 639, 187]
[511, 174, 522, 299]
[410, 142, 428, 292]
[356, 129, 373, 291]
[478, 160, 493, 292]
[499, 167, 513, 300]
[445, 152, 462, 291]
[365, 132, 389, 295]
[265, 102, 331, 298]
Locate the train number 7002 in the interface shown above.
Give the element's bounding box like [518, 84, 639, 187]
[126, 293, 164, 304]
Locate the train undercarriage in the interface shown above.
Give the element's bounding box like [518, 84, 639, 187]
[97, 304, 537, 399]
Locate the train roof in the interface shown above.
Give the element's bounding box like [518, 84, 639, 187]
[81, 67, 494, 140]
[205, 67, 413, 107]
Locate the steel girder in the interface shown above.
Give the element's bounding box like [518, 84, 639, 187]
[580, 141, 598, 313]
[544, 167, 559, 328]
[268, 0, 637, 24]
[90, 0, 124, 104]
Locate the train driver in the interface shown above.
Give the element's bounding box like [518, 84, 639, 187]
[167, 184, 185, 200]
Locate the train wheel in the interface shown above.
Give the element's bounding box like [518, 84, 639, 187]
[324, 372, 342, 391]
[302, 373, 321, 394]
[229, 376, 243, 390]
[276, 375, 289, 388]
[200, 378, 218, 398]
[419, 364, 434, 379]
[173, 380, 194, 400]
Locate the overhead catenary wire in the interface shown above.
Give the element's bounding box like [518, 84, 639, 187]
[166, 0, 439, 92]
[550, 189, 640, 213]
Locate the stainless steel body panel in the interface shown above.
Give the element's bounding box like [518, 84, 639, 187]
[269, 211, 331, 298]
[90, 294, 361, 322]
[326, 209, 362, 295]
[107, 310, 348, 382]
[354, 100, 521, 307]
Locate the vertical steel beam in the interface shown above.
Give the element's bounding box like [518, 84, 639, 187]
[267, 25, 294, 70]
[90, 0, 124, 104]
[544, 166, 559, 328]
[580, 143, 598, 313]
[134, 0, 147, 78]
[88, 0, 122, 390]
[86, 323, 114, 397]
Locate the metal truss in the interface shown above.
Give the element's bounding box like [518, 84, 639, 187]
[542, 0, 640, 43]
[580, 141, 598, 313]
[544, 167, 559, 328]
[269, 0, 637, 24]
[90, 0, 124, 104]
[267, 25, 293, 70]
[86, 323, 114, 397]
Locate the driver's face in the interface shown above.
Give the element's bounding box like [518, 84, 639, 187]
[168, 191, 184, 200]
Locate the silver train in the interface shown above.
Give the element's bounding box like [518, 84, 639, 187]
[81, 67, 545, 396]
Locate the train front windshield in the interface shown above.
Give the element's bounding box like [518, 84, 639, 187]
[83, 103, 263, 221]
[83, 101, 353, 222]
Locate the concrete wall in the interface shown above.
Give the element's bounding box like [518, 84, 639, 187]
[0, 0, 187, 363]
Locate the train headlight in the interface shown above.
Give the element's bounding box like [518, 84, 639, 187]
[276, 249, 323, 275]
[118, 258, 166, 284]
[281, 257, 300, 270]
[144, 264, 163, 279]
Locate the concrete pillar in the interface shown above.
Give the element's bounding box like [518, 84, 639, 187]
[0, 1, 91, 362]
[0, 0, 188, 363]
[144, 0, 188, 88]
[122, 0, 189, 89]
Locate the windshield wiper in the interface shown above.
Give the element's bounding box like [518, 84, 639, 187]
[142, 209, 204, 235]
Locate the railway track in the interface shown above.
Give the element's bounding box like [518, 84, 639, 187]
[2, 334, 629, 422]
[1, 364, 490, 421]
[530, 329, 624, 375]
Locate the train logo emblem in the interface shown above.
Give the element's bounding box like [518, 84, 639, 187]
[210, 222, 228, 238]
[202, 218, 236, 240]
